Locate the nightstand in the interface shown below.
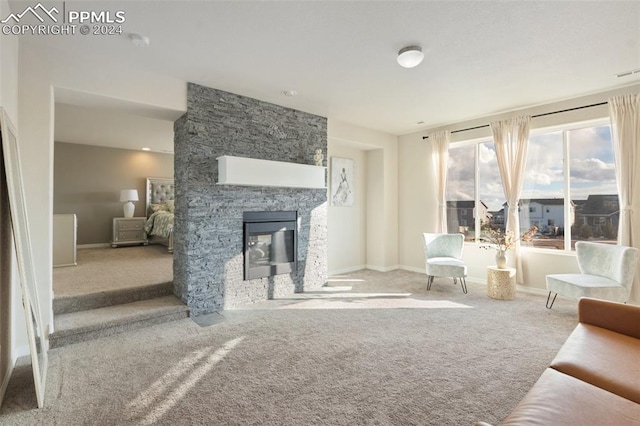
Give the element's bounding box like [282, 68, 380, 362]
[111, 217, 148, 248]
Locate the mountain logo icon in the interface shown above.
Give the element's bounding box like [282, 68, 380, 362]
[1, 3, 59, 24]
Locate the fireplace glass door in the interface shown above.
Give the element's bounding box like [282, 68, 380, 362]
[243, 211, 297, 280]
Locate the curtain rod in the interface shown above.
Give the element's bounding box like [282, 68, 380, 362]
[421, 101, 608, 140]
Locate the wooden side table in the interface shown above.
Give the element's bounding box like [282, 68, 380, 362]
[487, 266, 516, 300]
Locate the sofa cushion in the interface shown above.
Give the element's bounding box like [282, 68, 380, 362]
[502, 368, 640, 425]
[550, 323, 640, 404]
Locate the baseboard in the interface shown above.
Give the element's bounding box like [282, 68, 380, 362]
[328, 265, 366, 276]
[0, 361, 12, 407]
[13, 344, 30, 364]
[398, 265, 424, 274]
[78, 243, 110, 249]
[53, 262, 77, 268]
[365, 264, 400, 272]
[516, 285, 549, 296]
[399, 267, 483, 288]
[467, 274, 490, 284]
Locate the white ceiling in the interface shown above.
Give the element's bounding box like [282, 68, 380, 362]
[34, 1, 640, 149]
[55, 103, 175, 152]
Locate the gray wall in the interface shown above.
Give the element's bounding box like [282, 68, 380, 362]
[53, 142, 174, 245]
[174, 83, 328, 315]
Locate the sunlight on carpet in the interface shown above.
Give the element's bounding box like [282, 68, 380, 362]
[277, 298, 472, 310]
[320, 286, 353, 291]
[128, 336, 244, 425]
[276, 292, 412, 300]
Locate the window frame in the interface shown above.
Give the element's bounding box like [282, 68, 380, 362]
[449, 117, 614, 253]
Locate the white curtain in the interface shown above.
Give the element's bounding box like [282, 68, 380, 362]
[609, 94, 639, 301]
[429, 130, 450, 233]
[490, 116, 531, 283]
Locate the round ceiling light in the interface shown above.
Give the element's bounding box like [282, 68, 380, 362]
[129, 33, 150, 48]
[397, 46, 424, 68]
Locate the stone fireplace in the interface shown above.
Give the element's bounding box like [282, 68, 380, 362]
[173, 83, 328, 315]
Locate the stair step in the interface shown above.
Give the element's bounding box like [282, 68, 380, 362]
[53, 282, 174, 314]
[50, 295, 189, 349]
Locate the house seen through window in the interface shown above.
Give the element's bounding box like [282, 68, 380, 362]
[445, 121, 618, 251]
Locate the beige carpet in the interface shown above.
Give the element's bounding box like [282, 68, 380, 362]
[53, 245, 173, 297]
[1, 269, 578, 425]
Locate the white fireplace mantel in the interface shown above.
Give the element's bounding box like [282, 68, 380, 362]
[216, 155, 326, 189]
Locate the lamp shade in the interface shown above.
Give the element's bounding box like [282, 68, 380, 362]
[120, 189, 139, 202]
[397, 46, 424, 68]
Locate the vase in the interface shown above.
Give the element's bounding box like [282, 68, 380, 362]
[495, 250, 508, 269]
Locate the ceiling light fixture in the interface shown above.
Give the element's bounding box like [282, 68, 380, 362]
[142, 147, 151, 151]
[129, 33, 150, 48]
[397, 46, 424, 68]
[282, 90, 298, 97]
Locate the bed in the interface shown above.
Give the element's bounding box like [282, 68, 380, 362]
[145, 177, 174, 253]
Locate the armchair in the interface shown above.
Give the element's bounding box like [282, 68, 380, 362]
[422, 233, 468, 294]
[545, 241, 640, 308]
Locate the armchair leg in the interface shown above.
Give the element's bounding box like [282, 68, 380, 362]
[546, 291, 557, 309]
[460, 277, 468, 294]
[427, 275, 434, 291]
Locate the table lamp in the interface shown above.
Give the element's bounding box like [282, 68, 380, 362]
[120, 189, 139, 218]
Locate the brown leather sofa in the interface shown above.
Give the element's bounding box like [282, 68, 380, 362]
[502, 297, 640, 425]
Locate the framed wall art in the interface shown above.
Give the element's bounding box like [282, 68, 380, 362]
[330, 157, 354, 207]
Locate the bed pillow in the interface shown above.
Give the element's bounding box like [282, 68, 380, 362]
[166, 200, 175, 213]
[149, 203, 169, 213]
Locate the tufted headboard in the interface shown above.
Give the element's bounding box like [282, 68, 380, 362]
[146, 177, 175, 216]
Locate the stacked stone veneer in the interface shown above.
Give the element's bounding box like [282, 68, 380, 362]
[173, 83, 328, 315]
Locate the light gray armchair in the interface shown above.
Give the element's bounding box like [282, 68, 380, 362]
[422, 233, 468, 294]
[545, 241, 640, 308]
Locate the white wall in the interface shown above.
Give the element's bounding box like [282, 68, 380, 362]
[328, 120, 398, 272]
[17, 40, 187, 337]
[366, 149, 384, 268]
[398, 84, 640, 303]
[327, 140, 367, 274]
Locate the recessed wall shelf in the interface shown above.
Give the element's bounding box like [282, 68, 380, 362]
[217, 155, 326, 189]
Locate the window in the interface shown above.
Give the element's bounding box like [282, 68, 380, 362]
[520, 123, 617, 250]
[446, 144, 475, 241]
[449, 120, 618, 251]
[460, 209, 467, 215]
[568, 125, 617, 243]
[478, 141, 505, 234]
[521, 131, 565, 249]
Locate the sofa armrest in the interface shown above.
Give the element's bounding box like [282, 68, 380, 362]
[578, 297, 640, 339]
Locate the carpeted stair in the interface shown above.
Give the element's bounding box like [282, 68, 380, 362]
[50, 282, 189, 349]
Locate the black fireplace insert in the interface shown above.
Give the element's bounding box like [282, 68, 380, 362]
[243, 211, 297, 280]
